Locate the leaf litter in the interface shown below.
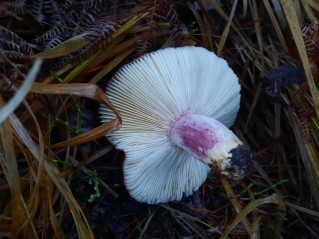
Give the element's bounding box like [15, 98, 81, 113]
[1, 0, 319, 238]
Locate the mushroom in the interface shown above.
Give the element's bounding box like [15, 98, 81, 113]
[100, 46, 251, 204]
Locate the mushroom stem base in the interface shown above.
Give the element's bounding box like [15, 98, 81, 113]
[170, 113, 251, 179]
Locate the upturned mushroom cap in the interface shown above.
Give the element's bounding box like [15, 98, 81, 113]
[100, 46, 251, 204]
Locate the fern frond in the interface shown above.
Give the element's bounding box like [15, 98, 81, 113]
[83, 0, 112, 11]
[134, 0, 183, 56]
[298, 107, 312, 143]
[4, 0, 27, 14]
[35, 26, 72, 50]
[85, 17, 117, 41]
[0, 25, 33, 59]
[302, 24, 319, 57]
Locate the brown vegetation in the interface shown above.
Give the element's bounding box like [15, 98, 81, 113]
[1, 0, 319, 238]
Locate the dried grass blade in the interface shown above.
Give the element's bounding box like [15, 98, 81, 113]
[89, 46, 135, 84]
[220, 194, 285, 239]
[0, 114, 24, 238]
[47, 184, 64, 239]
[84, 38, 136, 75]
[220, 177, 252, 236]
[0, 59, 42, 123]
[28, 82, 121, 119]
[305, 0, 319, 9]
[9, 113, 94, 239]
[173, 214, 206, 239]
[160, 205, 214, 229]
[242, 0, 248, 17]
[305, 143, 319, 185]
[111, 12, 150, 40]
[42, 63, 74, 84]
[27, 82, 121, 146]
[207, 0, 252, 54]
[245, 82, 263, 128]
[279, 0, 319, 119]
[301, 0, 319, 23]
[285, 110, 319, 208]
[251, 0, 265, 76]
[64, 13, 148, 82]
[251, 215, 273, 239]
[50, 119, 120, 148]
[271, 0, 286, 27]
[32, 33, 91, 59]
[262, 0, 288, 52]
[17, 100, 45, 237]
[138, 213, 154, 239]
[186, 2, 210, 48]
[217, 0, 238, 55]
[285, 202, 319, 217]
[61, 51, 100, 83]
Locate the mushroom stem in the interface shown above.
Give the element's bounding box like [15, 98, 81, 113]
[170, 113, 251, 179]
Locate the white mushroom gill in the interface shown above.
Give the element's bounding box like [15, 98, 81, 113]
[100, 46, 251, 204]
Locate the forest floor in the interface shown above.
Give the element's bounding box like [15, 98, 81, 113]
[1, 1, 319, 238]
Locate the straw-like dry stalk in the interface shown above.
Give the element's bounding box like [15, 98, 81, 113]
[1, 0, 319, 238]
